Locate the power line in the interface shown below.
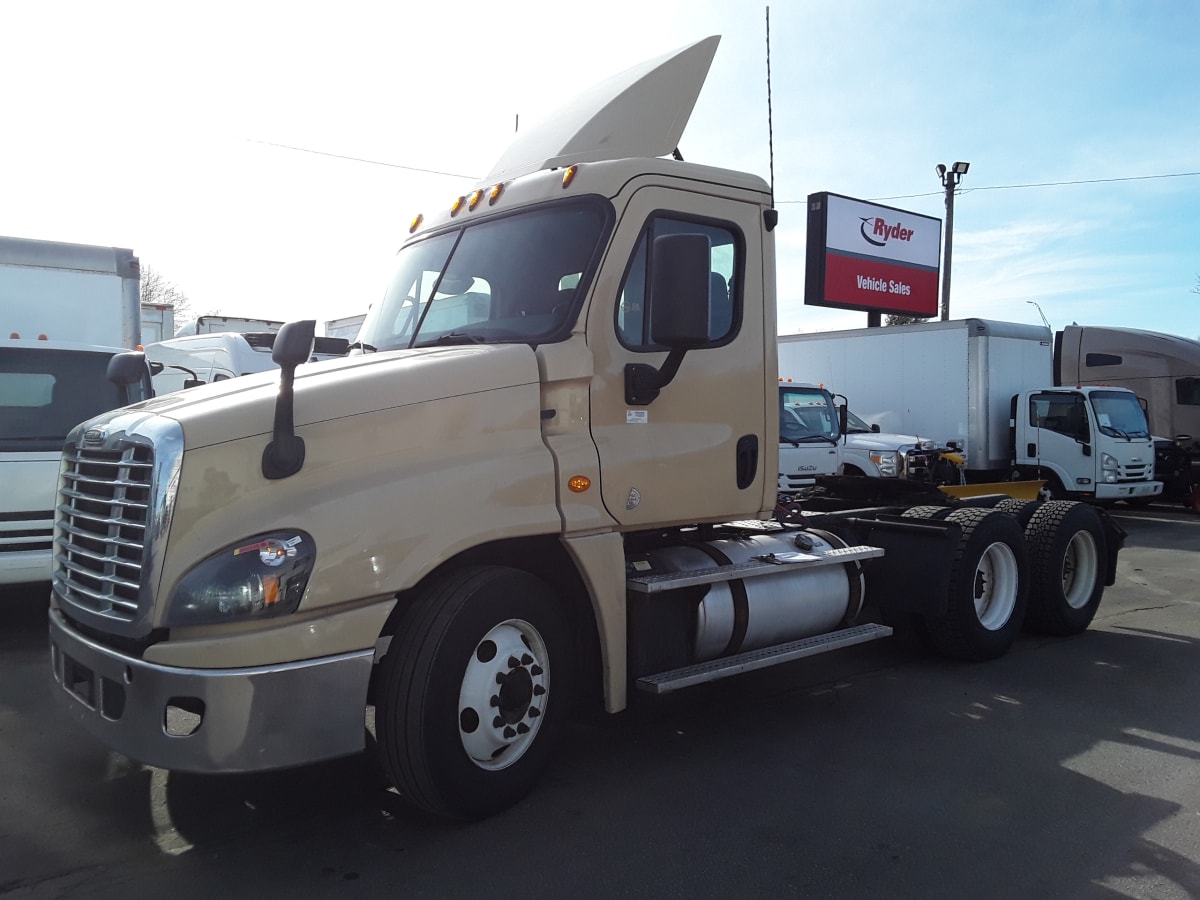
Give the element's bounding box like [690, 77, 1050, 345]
[246, 139, 479, 181]
[249, 136, 1198, 202]
[777, 169, 1200, 204]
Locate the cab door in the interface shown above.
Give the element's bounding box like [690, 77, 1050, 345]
[586, 185, 770, 528]
[1024, 391, 1094, 488]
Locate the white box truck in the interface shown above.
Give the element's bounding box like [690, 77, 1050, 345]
[778, 319, 1162, 503]
[173, 315, 284, 337]
[140, 303, 176, 343]
[1, 236, 151, 585]
[49, 39, 1127, 820]
[324, 313, 367, 342]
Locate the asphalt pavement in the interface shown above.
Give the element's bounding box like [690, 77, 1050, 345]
[2, 504, 1198, 899]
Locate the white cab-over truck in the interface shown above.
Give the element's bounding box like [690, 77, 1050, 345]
[1, 236, 151, 585]
[777, 381, 842, 490]
[144, 331, 350, 394]
[50, 39, 1126, 819]
[779, 319, 1162, 504]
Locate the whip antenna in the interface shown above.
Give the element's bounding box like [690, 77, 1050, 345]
[765, 6, 775, 206]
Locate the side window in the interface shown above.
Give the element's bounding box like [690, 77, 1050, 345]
[616, 215, 741, 350]
[1030, 394, 1089, 441]
[1177, 377, 1200, 407]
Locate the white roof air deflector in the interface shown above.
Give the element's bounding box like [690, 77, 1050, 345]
[483, 36, 720, 184]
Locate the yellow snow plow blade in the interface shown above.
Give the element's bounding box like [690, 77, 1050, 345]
[939, 481, 1045, 501]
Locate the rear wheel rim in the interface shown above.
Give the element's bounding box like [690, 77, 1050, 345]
[1062, 531, 1100, 609]
[974, 541, 1020, 631]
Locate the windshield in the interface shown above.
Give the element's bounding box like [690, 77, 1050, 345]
[779, 387, 838, 443]
[357, 199, 610, 352]
[1090, 389, 1151, 439]
[844, 410, 875, 434]
[0, 347, 130, 451]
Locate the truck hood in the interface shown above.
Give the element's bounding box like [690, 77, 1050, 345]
[845, 432, 942, 452]
[117, 344, 542, 450]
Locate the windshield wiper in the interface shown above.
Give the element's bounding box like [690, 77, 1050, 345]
[785, 435, 838, 445]
[421, 332, 486, 346]
[347, 341, 377, 353]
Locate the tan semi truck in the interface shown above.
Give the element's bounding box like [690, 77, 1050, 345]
[49, 37, 1125, 820]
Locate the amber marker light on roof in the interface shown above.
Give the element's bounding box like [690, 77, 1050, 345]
[488, 182, 505, 205]
[562, 165, 579, 189]
[450, 196, 465, 216]
[468, 189, 484, 211]
[409, 214, 424, 234]
[567, 475, 591, 493]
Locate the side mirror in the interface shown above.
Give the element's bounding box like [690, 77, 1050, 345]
[272, 319, 317, 367]
[625, 234, 711, 405]
[106, 350, 153, 402]
[648, 234, 711, 347]
[871, 423, 881, 433]
[263, 320, 316, 480]
[107, 351, 148, 387]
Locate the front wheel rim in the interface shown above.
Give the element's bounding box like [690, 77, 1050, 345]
[974, 541, 1020, 631]
[458, 618, 549, 771]
[1062, 531, 1100, 609]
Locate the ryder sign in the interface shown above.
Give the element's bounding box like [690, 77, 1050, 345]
[804, 192, 941, 317]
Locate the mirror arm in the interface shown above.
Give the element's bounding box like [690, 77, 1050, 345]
[262, 362, 305, 479]
[261, 319, 316, 480]
[624, 349, 688, 406]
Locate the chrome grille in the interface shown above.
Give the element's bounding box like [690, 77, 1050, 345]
[55, 443, 154, 619]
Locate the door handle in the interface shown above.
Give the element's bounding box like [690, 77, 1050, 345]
[736, 435, 758, 489]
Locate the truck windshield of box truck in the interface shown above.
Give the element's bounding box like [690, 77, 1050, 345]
[360, 200, 610, 351]
[779, 385, 839, 444]
[0, 347, 141, 451]
[1088, 389, 1152, 439]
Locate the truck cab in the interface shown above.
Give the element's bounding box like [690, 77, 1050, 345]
[1014, 386, 1161, 502]
[144, 331, 350, 394]
[777, 382, 842, 490]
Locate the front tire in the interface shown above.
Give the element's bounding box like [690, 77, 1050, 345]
[1022, 501, 1106, 635]
[923, 508, 1029, 661]
[376, 566, 571, 820]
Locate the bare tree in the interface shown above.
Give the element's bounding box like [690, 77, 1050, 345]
[140, 264, 194, 323]
[885, 314, 932, 326]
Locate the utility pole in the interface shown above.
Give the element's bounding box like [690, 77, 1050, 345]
[936, 161, 970, 321]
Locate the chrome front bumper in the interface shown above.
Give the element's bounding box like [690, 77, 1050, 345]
[48, 610, 374, 773]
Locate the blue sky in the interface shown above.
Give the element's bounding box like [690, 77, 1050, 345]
[2, 1, 1196, 338]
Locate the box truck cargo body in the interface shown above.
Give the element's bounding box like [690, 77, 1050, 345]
[1, 236, 149, 585]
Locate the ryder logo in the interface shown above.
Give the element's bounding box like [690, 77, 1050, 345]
[859, 216, 915, 248]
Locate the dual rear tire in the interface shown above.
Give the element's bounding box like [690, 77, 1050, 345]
[902, 500, 1107, 660]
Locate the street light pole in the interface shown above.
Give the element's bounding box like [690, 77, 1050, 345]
[936, 161, 970, 321]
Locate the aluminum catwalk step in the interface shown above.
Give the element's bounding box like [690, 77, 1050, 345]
[635, 622, 894, 694]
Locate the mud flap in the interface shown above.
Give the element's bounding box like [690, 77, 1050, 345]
[849, 516, 961, 617]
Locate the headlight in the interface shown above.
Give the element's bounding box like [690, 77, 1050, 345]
[870, 451, 899, 477]
[1101, 453, 1118, 470]
[166, 530, 315, 626]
